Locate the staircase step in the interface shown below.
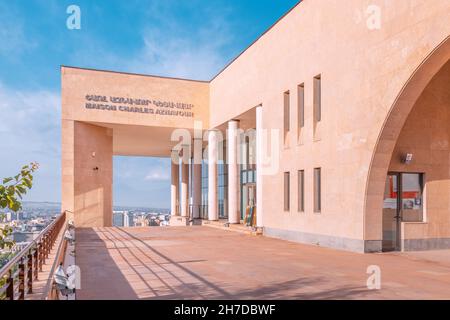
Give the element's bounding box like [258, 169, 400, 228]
[202, 220, 262, 236]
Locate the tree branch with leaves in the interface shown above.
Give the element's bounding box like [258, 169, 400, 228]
[0, 163, 39, 250]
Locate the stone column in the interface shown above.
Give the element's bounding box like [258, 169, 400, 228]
[228, 120, 240, 224]
[192, 138, 203, 219]
[181, 162, 189, 217]
[208, 130, 218, 221]
[256, 106, 264, 228]
[171, 149, 180, 217]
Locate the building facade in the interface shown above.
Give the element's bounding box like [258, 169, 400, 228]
[61, 0, 450, 253]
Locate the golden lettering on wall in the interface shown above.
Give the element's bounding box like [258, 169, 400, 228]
[84, 94, 195, 118]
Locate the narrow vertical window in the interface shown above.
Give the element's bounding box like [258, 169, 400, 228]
[298, 170, 305, 212]
[314, 75, 321, 123]
[284, 91, 290, 143]
[314, 168, 321, 213]
[298, 84, 305, 130]
[284, 172, 290, 211]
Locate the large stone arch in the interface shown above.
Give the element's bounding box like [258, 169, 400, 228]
[364, 36, 450, 252]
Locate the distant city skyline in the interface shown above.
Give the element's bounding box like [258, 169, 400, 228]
[17, 201, 170, 212]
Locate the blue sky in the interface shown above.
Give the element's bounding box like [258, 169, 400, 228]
[0, 0, 298, 208]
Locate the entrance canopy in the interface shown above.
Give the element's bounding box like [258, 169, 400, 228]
[88, 122, 197, 157]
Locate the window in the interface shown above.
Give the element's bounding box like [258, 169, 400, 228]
[298, 170, 305, 212]
[314, 75, 321, 123]
[284, 172, 290, 211]
[314, 168, 321, 213]
[217, 139, 228, 219]
[284, 91, 290, 142]
[218, 163, 228, 219]
[298, 84, 305, 131]
[201, 157, 209, 219]
[401, 173, 424, 222]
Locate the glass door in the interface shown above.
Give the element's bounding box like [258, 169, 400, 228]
[383, 174, 400, 251]
[382, 173, 424, 251]
[241, 183, 256, 221]
[401, 173, 424, 223]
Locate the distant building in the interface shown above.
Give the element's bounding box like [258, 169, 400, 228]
[113, 212, 124, 227]
[12, 231, 39, 243]
[133, 215, 149, 227]
[124, 211, 133, 227]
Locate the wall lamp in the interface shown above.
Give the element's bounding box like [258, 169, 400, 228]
[403, 153, 413, 165]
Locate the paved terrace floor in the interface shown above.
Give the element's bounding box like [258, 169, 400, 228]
[75, 227, 450, 300]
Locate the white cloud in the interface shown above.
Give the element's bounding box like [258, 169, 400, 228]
[130, 27, 229, 80]
[0, 83, 60, 141]
[66, 2, 234, 81]
[145, 168, 170, 181]
[0, 83, 61, 202]
[139, 8, 232, 80]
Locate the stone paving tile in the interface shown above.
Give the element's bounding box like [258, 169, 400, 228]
[75, 226, 450, 300]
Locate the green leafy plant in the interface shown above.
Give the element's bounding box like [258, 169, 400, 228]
[0, 162, 39, 250]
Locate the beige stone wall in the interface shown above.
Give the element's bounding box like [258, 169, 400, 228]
[389, 61, 450, 241]
[61, 120, 75, 221]
[62, 120, 113, 227]
[210, 0, 450, 245]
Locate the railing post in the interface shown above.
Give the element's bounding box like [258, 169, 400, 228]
[51, 282, 60, 301]
[50, 227, 54, 245]
[48, 232, 51, 255]
[50, 228, 53, 248]
[41, 237, 45, 263]
[18, 258, 25, 300]
[38, 242, 44, 271]
[6, 269, 14, 301]
[49, 228, 53, 249]
[51, 227, 55, 247]
[27, 250, 33, 294]
[33, 247, 39, 280]
[43, 236, 47, 262]
[44, 234, 49, 260]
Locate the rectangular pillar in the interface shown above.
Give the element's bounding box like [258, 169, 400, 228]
[192, 138, 203, 219]
[256, 106, 264, 228]
[228, 120, 240, 224]
[171, 150, 180, 216]
[208, 130, 218, 221]
[181, 162, 189, 217]
[68, 121, 113, 228]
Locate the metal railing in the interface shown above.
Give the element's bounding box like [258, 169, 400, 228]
[47, 220, 71, 300]
[0, 212, 66, 300]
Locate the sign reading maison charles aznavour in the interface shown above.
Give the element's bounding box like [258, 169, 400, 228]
[84, 94, 195, 118]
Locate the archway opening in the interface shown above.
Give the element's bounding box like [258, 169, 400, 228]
[365, 37, 450, 252]
[113, 156, 171, 227]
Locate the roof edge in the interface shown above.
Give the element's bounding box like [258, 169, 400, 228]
[61, 65, 210, 84]
[210, 0, 303, 82]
